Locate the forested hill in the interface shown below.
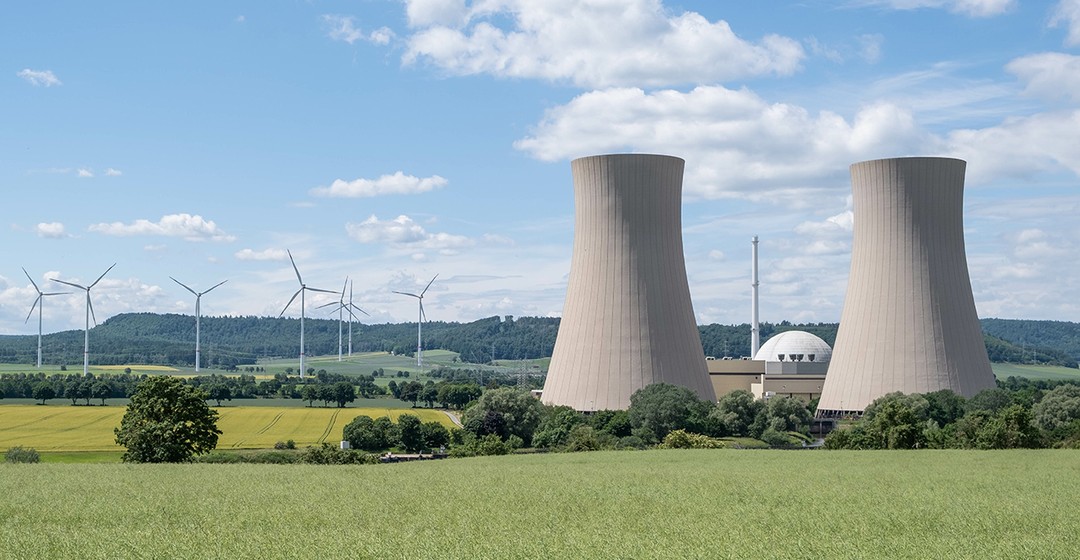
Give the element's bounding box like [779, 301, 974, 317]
[0, 313, 1076, 368]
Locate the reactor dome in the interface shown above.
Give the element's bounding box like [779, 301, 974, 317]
[755, 331, 832, 363]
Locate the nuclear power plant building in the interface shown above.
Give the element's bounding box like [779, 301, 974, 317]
[542, 154, 715, 411]
[817, 157, 997, 416]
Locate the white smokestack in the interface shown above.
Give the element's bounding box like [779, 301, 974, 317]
[751, 235, 760, 358]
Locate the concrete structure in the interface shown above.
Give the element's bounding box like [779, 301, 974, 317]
[817, 157, 996, 416]
[542, 154, 714, 411]
[708, 330, 831, 402]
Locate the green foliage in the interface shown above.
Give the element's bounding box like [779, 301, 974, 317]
[114, 376, 221, 463]
[449, 432, 513, 457]
[332, 382, 356, 408]
[1032, 384, 1080, 431]
[460, 387, 543, 445]
[627, 383, 713, 443]
[297, 443, 380, 465]
[273, 440, 296, 450]
[659, 430, 726, 449]
[396, 414, 425, 453]
[421, 421, 450, 451]
[711, 390, 763, 437]
[562, 425, 615, 452]
[31, 382, 54, 404]
[532, 405, 584, 449]
[343, 415, 395, 452]
[5, 446, 40, 463]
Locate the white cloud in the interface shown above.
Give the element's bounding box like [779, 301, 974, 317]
[858, 34, 884, 63]
[323, 15, 396, 45]
[234, 248, 288, 261]
[402, 0, 804, 88]
[35, 222, 66, 239]
[515, 85, 932, 198]
[346, 214, 473, 251]
[17, 68, 61, 87]
[857, 0, 1015, 17]
[310, 172, 448, 198]
[104, 168, 123, 176]
[946, 110, 1080, 182]
[89, 213, 236, 242]
[77, 168, 93, 178]
[1052, 0, 1080, 46]
[1006, 52, 1080, 103]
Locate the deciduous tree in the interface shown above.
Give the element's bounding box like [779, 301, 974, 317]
[114, 376, 221, 463]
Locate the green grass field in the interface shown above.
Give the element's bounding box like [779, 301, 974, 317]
[991, 362, 1080, 381]
[1, 449, 1077, 559]
[0, 405, 455, 452]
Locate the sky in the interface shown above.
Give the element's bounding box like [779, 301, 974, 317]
[3, 0, 1080, 337]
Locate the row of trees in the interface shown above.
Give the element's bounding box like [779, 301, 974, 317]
[825, 380, 1080, 450]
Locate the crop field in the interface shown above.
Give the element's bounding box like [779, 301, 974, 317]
[1, 450, 1078, 559]
[0, 405, 454, 452]
[991, 362, 1080, 381]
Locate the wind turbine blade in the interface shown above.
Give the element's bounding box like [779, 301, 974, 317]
[90, 263, 116, 289]
[315, 301, 338, 309]
[393, 290, 420, 298]
[25, 296, 42, 323]
[280, 289, 302, 317]
[287, 250, 303, 285]
[419, 301, 427, 322]
[204, 279, 228, 294]
[421, 274, 438, 296]
[50, 278, 87, 290]
[88, 296, 98, 326]
[42, 292, 69, 296]
[306, 287, 339, 295]
[349, 303, 370, 316]
[170, 276, 198, 296]
[340, 278, 348, 298]
[22, 267, 40, 293]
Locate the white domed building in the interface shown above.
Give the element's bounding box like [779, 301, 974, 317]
[706, 331, 832, 402]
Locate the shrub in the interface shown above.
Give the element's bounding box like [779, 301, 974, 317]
[759, 428, 793, 447]
[5, 446, 41, 464]
[659, 430, 726, 449]
[298, 443, 380, 465]
[273, 440, 296, 450]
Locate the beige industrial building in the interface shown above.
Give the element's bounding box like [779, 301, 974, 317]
[708, 331, 831, 403]
[542, 154, 715, 411]
[817, 157, 996, 416]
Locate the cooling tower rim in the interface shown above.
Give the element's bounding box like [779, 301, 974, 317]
[850, 156, 966, 170]
[572, 153, 685, 165]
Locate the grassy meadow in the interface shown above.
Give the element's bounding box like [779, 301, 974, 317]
[1, 449, 1078, 559]
[0, 405, 454, 453]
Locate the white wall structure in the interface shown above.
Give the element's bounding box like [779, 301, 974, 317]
[542, 154, 715, 411]
[817, 157, 996, 416]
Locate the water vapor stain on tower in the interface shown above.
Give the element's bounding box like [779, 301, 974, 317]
[542, 154, 715, 411]
[817, 157, 996, 416]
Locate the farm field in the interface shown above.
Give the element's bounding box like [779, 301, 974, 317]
[0, 405, 454, 452]
[991, 362, 1080, 381]
[1, 449, 1078, 559]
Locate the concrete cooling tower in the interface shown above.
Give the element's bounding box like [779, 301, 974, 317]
[817, 157, 996, 416]
[542, 154, 715, 411]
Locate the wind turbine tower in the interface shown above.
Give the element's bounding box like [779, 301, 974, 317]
[170, 276, 227, 372]
[318, 278, 369, 362]
[393, 274, 437, 368]
[751, 236, 760, 358]
[51, 264, 115, 376]
[279, 250, 336, 379]
[23, 268, 68, 369]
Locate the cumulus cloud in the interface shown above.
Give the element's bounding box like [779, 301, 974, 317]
[1051, 0, 1080, 46]
[17, 68, 61, 87]
[401, 0, 804, 88]
[89, 213, 235, 242]
[515, 85, 932, 198]
[1006, 52, 1080, 103]
[77, 168, 93, 178]
[346, 214, 472, 252]
[310, 172, 448, 198]
[857, 0, 1015, 17]
[35, 222, 66, 239]
[104, 168, 123, 176]
[234, 248, 288, 261]
[323, 14, 396, 45]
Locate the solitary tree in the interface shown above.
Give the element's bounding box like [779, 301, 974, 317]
[114, 376, 221, 463]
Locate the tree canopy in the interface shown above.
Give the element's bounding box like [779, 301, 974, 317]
[114, 376, 221, 463]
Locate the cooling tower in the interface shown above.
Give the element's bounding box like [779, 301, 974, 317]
[542, 154, 715, 411]
[817, 157, 996, 416]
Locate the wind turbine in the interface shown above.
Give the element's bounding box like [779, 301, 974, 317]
[170, 276, 227, 373]
[22, 268, 69, 369]
[393, 274, 437, 368]
[347, 280, 368, 357]
[51, 264, 116, 376]
[318, 278, 369, 362]
[279, 250, 336, 379]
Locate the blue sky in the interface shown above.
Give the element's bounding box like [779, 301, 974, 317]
[3, 0, 1079, 336]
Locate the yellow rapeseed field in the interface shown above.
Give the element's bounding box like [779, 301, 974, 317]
[0, 405, 453, 451]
